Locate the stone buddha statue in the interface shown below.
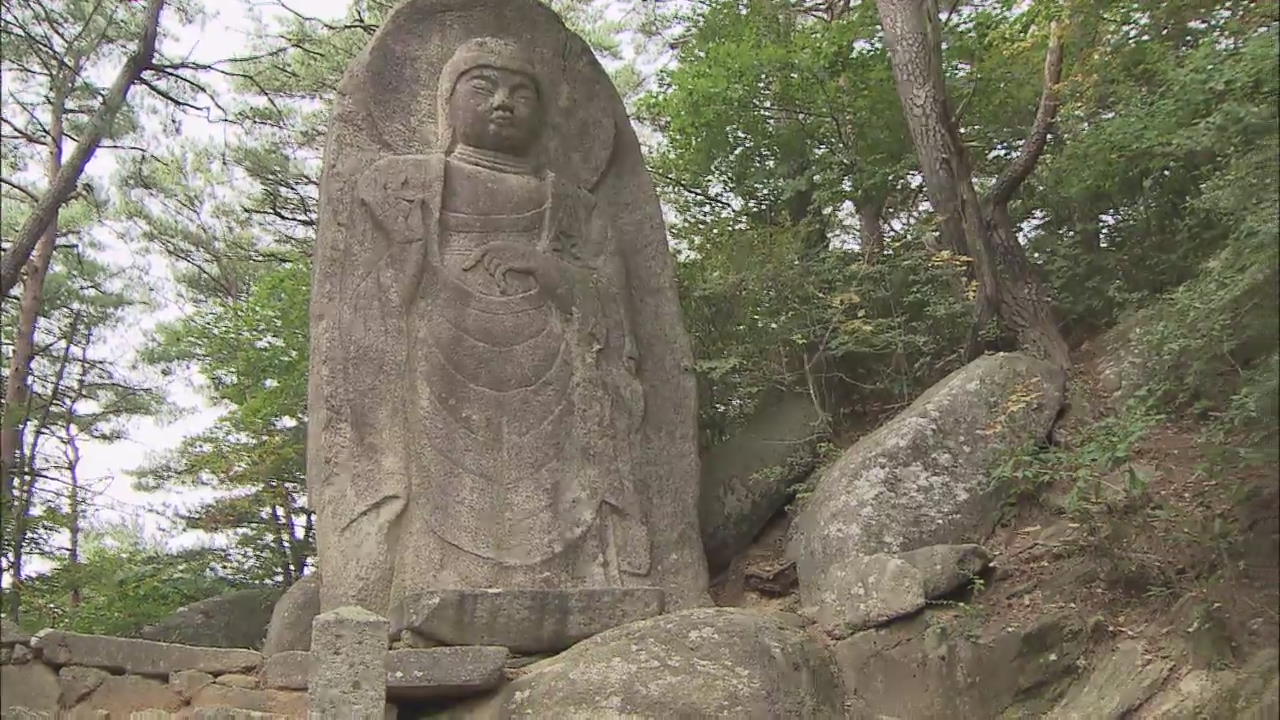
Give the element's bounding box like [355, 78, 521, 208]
[346, 38, 649, 603]
[312, 3, 708, 619]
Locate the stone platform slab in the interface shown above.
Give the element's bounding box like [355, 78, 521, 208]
[261, 646, 506, 700]
[31, 630, 261, 677]
[390, 588, 665, 653]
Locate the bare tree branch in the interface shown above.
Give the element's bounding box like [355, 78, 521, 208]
[987, 21, 1064, 208]
[0, 176, 40, 202]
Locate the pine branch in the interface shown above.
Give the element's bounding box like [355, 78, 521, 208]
[0, 0, 166, 297]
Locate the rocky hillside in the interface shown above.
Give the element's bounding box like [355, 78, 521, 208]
[708, 343, 1278, 718]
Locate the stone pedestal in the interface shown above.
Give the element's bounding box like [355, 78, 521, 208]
[309, 607, 387, 718]
[390, 588, 665, 654]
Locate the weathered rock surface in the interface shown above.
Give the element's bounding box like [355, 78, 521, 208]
[835, 610, 1090, 719]
[260, 651, 312, 691]
[187, 685, 307, 716]
[0, 661, 59, 715]
[390, 587, 665, 654]
[3, 643, 33, 664]
[169, 669, 215, 701]
[188, 710, 287, 720]
[262, 574, 319, 655]
[32, 631, 261, 677]
[0, 708, 52, 719]
[214, 673, 258, 689]
[806, 554, 926, 638]
[80, 675, 183, 716]
[57, 665, 109, 708]
[700, 391, 825, 571]
[309, 606, 386, 718]
[140, 587, 283, 650]
[1046, 640, 1173, 719]
[449, 608, 844, 718]
[386, 647, 507, 700]
[896, 543, 993, 599]
[789, 353, 1064, 617]
[1, 619, 31, 647]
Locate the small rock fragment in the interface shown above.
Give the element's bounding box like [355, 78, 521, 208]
[895, 544, 993, 599]
[58, 665, 110, 708]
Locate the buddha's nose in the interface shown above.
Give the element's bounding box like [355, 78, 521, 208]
[491, 90, 515, 114]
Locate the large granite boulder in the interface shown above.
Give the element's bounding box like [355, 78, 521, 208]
[450, 608, 844, 718]
[788, 352, 1064, 622]
[262, 574, 320, 655]
[700, 391, 825, 571]
[139, 587, 283, 649]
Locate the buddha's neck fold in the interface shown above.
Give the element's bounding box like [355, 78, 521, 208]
[452, 143, 536, 175]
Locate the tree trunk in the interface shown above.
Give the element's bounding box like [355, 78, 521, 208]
[2, 92, 64, 533]
[66, 423, 82, 608]
[858, 198, 886, 263]
[268, 500, 293, 585]
[875, 0, 1070, 370]
[64, 323, 91, 609]
[987, 204, 1071, 369]
[5, 309, 80, 620]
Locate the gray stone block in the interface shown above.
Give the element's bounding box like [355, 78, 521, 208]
[386, 646, 507, 700]
[391, 587, 665, 653]
[32, 630, 261, 677]
[309, 607, 387, 718]
[260, 651, 312, 691]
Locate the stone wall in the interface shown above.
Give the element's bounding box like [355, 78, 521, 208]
[1, 627, 305, 718]
[0, 624, 507, 719]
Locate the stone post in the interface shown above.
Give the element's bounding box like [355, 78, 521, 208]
[308, 606, 388, 718]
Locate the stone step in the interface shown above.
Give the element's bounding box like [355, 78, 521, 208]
[262, 646, 507, 700]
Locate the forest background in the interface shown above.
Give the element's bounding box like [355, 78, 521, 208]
[1, 0, 1275, 634]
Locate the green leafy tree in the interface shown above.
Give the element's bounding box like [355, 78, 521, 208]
[13, 520, 237, 635]
[641, 0, 973, 436]
[0, 242, 160, 619]
[137, 262, 312, 584]
[1, 0, 207, 621]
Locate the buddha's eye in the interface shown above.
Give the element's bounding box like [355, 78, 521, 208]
[512, 89, 537, 105]
[467, 77, 497, 95]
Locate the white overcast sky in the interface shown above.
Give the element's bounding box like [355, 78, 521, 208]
[78, 0, 351, 544]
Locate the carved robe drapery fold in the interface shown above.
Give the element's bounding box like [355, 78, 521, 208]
[350, 153, 649, 590]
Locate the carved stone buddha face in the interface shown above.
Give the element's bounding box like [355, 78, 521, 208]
[448, 65, 543, 156]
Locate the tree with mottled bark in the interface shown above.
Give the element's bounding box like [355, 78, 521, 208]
[875, 0, 1071, 369]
